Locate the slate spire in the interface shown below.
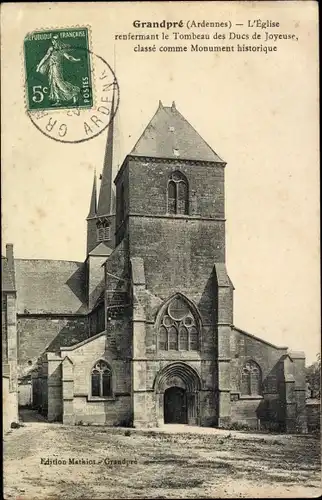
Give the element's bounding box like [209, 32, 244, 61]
[87, 171, 97, 218]
[97, 88, 116, 216]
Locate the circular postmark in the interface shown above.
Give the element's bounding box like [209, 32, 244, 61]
[24, 40, 119, 143]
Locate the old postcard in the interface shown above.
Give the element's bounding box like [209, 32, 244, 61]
[1, 1, 320, 498]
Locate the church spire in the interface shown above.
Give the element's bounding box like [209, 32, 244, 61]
[97, 88, 116, 216]
[87, 171, 97, 218]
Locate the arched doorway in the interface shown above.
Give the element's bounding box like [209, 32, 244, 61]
[154, 362, 201, 426]
[164, 387, 187, 424]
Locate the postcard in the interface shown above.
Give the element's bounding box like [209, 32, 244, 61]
[1, 1, 320, 498]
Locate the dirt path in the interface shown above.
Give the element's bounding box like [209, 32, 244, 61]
[3, 421, 321, 499]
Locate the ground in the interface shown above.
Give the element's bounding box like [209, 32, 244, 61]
[3, 411, 321, 499]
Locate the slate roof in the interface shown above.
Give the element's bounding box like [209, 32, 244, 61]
[15, 259, 87, 314]
[130, 101, 224, 163]
[88, 242, 113, 257]
[1, 257, 16, 292]
[232, 326, 288, 350]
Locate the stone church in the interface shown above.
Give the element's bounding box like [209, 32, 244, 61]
[2, 100, 307, 432]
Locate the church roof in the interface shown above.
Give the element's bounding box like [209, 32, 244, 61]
[15, 259, 87, 314]
[130, 101, 224, 163]
[88, 242, 113, 257]
[1, 257, 16, 292]
[232, 326, 288, 350]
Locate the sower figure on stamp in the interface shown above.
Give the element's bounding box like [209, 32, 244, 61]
[36, 34, 81, 106]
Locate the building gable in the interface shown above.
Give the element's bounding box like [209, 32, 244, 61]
[130, 101, 224, 163]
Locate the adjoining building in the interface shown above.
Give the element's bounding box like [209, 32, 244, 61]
[2, 244, 18, 432]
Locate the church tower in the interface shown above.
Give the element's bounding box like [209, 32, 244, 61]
[113, 101, 234, 427]
[86, 92, 116, 311]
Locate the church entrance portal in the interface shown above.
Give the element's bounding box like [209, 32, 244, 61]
[164, 387, 187, 424]
[154, 362, 201, 426]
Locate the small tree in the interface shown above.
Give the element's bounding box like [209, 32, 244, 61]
[306, 353, 321, 398]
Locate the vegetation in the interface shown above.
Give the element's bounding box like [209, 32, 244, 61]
[306, 353, 321, 398]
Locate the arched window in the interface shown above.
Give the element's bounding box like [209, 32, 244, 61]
[96, 218, 111, 242]
[167, 171, 189, 215]
[157, 295, 200, 351]
[189, 326, 199, 351]
[159, 326, 168, 350]
[168, 181, 176, 214]
[169, 326, 178, 350]
[179, 326, 188, 350]
[91, 360, 112, 397]
[241, 361, 262, 396]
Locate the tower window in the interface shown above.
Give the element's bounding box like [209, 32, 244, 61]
[167, 171, 189, 215]
[96, 219, 111, 242]
[91, 360, 112, 397]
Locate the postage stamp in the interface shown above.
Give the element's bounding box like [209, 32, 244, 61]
[23, 27, 120, 143]
[24, 27, 93, 111]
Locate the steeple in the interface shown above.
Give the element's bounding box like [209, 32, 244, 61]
[86, 85, 117, 256]
[87, 171, 97, 219]
[97, 89, 116, 216]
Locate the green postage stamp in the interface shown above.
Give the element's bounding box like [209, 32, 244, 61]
[24, 27, 93, 111]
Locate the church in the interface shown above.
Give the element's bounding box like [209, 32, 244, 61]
[2, 100, 307, 432]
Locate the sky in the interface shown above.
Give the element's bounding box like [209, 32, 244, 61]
[1, 2, 320, 364]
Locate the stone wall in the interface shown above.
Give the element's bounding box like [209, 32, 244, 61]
[60, 332, 132, 426]
[3, 376, 18, 433]
[2, 294, 8, 363]
[230, 328, 287, 394]
[18, 380, 32, 406]
[128, 158, 225, 219]
[32, 356, 48, 414]
[228, 328, 288, 429]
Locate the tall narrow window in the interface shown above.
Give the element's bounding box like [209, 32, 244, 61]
[96, 218, 111, 242]
[91, 360, 112, 397]
[169, 326, 179, 350]
[240, 361, 262, 396]
[179, 326, 188, 350]
[177, 181, 188, 214]
[168, 181, 176, 214]
[167, 171, 189, 215]
[119, 184, 125, 223]
[190, 326, 199, 351]
[159, 326, 168, 350]
[157, 295, 200, 351]
[91, 370, 100, 396]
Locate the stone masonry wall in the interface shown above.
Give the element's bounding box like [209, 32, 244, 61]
[229, 328, 288, 428]
[61, 333, 132, 425]
[128, 158, 225, 219]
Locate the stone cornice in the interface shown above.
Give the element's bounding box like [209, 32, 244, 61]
[128, 155, 226, 168]
[114, 154, 226, 184]
[17, 312, 87, 318]
[128, 213, 226, 222]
